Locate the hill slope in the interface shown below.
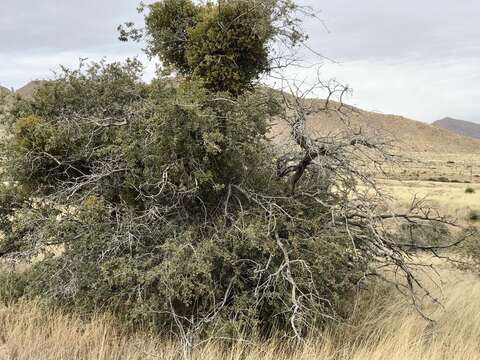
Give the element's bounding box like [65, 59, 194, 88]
[15, 80, 46, 98]
[432, 117, 480, 140]
[0, 85, 10, 95]
[271, 100, 480, 154]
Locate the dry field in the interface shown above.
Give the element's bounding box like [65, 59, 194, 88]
[379, 178, 480, 224]
[369, 150, 480, 227]
[1, 256, 480, 360]
[381, 152, 480, 183]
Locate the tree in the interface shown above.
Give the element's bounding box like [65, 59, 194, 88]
[0, 1, 463, 357]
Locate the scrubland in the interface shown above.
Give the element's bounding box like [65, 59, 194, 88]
[1, 153, 479, 360]
[381, 179, 480, 224]
[382, 152, 480, 183]
[1, 1, 479, 356]
[1, 255, 479, 360]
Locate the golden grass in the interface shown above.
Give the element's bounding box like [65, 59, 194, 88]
[1, 257, 479, 360]
[380, 179, 480, 224]
[380, 152, 480, 183]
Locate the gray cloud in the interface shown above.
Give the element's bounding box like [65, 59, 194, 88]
[0, 0, 142, 53]
[1, 0, 479, 123]
[295, 0, 480, 123]
[301, 0, 480, 63]
[0, 0, 149, 88]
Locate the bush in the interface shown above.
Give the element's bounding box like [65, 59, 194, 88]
[140, 0, 305, 95]
[456, 228, 480, 273]
[468, 210, 480, 221]
[465, 187, 475, 194]
[397, 222, 451, 247]
[144, 0, 274, 94]
[0, 59, 369, 339]
[0, 271, 28, 305]
[0, 0, 450, 346]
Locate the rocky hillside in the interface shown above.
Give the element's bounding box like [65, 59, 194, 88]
[0, 85, 10, 95]
[15, 80, 47, 98]
[433, 117, 480, 140]
[271, 100, 480, 154]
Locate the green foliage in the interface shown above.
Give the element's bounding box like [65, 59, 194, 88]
[468, 210, 480, 221]
[145, 0, 199, 74]
[144, 0, 297, 94]
[18, 215, 365, 336]
[456, 227, 480, 273]
[0, 60, 367, 338]
[397, 222, 451, 247]
[0, 271, 28, 305]
[465, 187, 475, 194]
[185, 0, 273, 94]
[0, 1, 382, 342]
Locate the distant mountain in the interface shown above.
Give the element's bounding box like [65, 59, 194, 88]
[272, 100, 480, 154]
[432, 117, 480, 140]
[0, 85, 11, 95]
[16, 80, 46, 98]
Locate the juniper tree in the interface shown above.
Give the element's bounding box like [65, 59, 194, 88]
[0, 0, 462, 354]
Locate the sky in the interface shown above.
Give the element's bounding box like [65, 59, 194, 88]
[1, 0, 479, 123]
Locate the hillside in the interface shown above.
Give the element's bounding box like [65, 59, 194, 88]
[0, 85, 10, 95]
[15, 80, 46, 98]
[271, 99, 480, 154]
[433, 117, 480, 140]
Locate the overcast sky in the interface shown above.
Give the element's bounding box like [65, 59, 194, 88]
[1, 0, 479, 123]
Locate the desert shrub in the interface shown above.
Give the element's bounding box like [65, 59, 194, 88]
[0, 59, 368, 339]
[397, 222, 451, 247]
[0, 271, 28, 305]
[465, 187, 475, 194]
[468, 210, 480, 221]
[456, 227, 480, 273]
[0, 0, 453, 347]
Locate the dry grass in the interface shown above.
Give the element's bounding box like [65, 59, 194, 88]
[1, 257, 479, 360]
[380, 179, 480, 224]
[381, 152, 480, 183]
